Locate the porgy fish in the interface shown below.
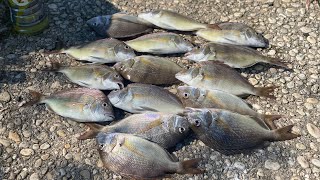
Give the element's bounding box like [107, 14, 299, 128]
[185, 43, 288, 69]
[79, 113, 190, 149]
[113, 55, 183, 84]
[138, 10, 213, 31]
[46, 62, 124, 90]
[177, 86, 281, 129]
[87, 13, 154, 38]
[195, 26, 268, 47]
[108, 83, 184, 113]
[125, 32, 194, 54]
[175, 61, 276, 98]
[22, 88, 114, 122]
[49, 38, 136, 64]
[184, 108, 300, 155]
[97, 132, 204, 179]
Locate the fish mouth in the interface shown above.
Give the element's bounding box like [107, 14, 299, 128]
[116, 82, 124, 89]
[105, 114, 115, 121]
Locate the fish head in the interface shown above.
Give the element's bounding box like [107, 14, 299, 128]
[91, 100, 115, 121]
[97, 132, 118, 153]
[114, 43, 136, 60]
[244, 28, 269, 48]
[102, 71, 124, 90]
[108, 88, 129, 106]
[175, 67, 200, 83]
[113, 59, 135, 74]
[172, 36, 194, 52]
[170, 115, 190, 134]
[87, 16, 111, 36]
[177, 86, 201, 101]
[184, 108, 217, 129]
[184, 46, 207, 61]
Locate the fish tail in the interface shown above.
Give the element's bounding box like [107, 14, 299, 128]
[22, 90, 44, 107]
[266, 57, 290, 69]
[177, 158, 205, 174]
[78, 123, 104, 140]
[262, 114, 282, 130]
[255, 86, 277, 99]
[272, 125, 300, 141]
[206, 24, 222, 30]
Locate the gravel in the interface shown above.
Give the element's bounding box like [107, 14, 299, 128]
[1, 0, 320, 179]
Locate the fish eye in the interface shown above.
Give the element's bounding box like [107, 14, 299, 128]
[183, 93, 189, 99]
[194, 120, 201, 127]
[124, 45, 129, 49]
[115, 74, 119, 78]
[178, 127, 185, 133]
[99, 144, 104, 149]
[120, 65, 125, 71]
[102, 103, 108, 107]
[195, 46, 200, 49]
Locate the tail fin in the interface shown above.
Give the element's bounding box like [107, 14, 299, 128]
[21, 90, 44, 107]
[78, 123, 105, 140]
[262, 114, 282, 130]
[255, 86, 277, 99]
[266, 57, 290, 69]
[272, 125, 300, 141]
[42, 61, 62, 72]
[206, 24, 222, 30]
[177, 158, 205, 175]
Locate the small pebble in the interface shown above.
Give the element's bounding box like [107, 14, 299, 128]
[264, 160, 280, 170]
[0, 91, 11, 102]
[306, 123, 320, 138]
[297, 156, 309, 168]
[311, 159, 320, 168]
[8, 131, 21, 143]
[20, 148, 34, 156]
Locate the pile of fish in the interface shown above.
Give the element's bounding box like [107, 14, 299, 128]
[24, 10, 301, 179]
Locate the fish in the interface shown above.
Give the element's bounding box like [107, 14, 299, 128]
[184, 43, 288, 69]
[108, 83, 184, 113]
[195, 25, 268, 48]
[87, 13, 154, 38]
[125, 32, 194, 54]
[22, 88, 114, 122]
[97, 132, 204, 179]
[177, 86, 281, 129]
[45, 62, 124, 90]
[138, 9, 217, 31]
[79, 113, 190, 149]
[184, 108, 300, 155]
[113, 55, 183, 84]
[175, 61, 276, 98]
[48, 38, 136, 64]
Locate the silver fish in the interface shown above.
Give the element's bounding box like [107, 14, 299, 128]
[46, 62, 124, 90]
[79, 113, 190, 149]
[138, 10, 210, 31]
[185, 43, 288, 68]
[175, 61, 276, 98]
[184, 108, 300, 155]
[113, 55, 183, 85]
[23, 88, 114, 122]
[177, 86, 281, 129]
[50, 38, 136, 64]
[196, 26, 268, 47]
[125, 32, 194, 54]
[87, 13, 154, 38]
[108, 83, 184, 113]
[97, 132, 204, 179]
